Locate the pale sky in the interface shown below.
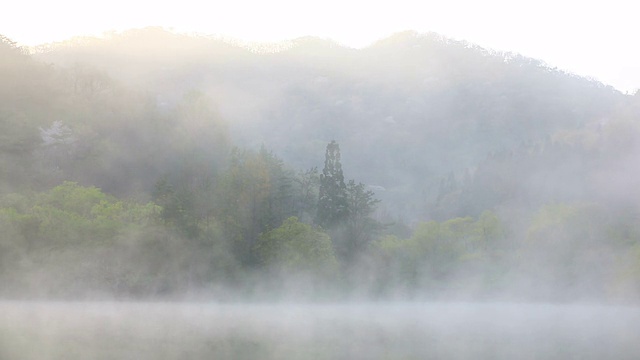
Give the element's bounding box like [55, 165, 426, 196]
[3, 0, 638, 93]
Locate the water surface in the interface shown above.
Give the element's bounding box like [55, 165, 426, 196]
[1, 301, 639, 359]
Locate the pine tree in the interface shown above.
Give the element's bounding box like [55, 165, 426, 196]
[317, 140, 348, 228]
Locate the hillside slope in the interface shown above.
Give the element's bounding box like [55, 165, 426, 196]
[34, 28, 628, 220]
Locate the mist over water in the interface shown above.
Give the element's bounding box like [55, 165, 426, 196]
[1, 301, 639, 359]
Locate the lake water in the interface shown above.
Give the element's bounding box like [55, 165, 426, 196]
[1, 301, 639, 359]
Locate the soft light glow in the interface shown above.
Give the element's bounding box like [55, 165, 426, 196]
[3, 0, 638, 92]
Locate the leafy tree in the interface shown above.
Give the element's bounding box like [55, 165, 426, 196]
[152, 176, 202, 238]
[521, 202, 615, 295]
[293, 167, 320, 223]
[215, 148, 297, 265]
[255, 216, 337, 276]
[2, 181, 160, 246]
[343, 180, 381, 260]
[475, 210, 505, 251]
[0, 182, 240, 297]
[366, 212, 506, 296]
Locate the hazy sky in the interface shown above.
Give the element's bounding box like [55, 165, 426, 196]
[3, 0, 638, 93]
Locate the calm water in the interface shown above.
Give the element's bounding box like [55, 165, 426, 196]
[1, 301, 639, 359]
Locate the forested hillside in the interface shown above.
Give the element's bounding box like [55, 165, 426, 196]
[2, 30, 640, 301]
[34, 28, 626, 219]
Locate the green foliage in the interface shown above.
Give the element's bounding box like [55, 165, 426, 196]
[368, 211, 505, 295]
[525, 202, 606, 252]
[0, 183, 168, 296]
[255, 217, 337, 276]
[152, 176, 203, 238]
[342, 180, 382, 260]
[0, 182, 244, 297]
[1, 182, 159, 246]
[316, 141, 382, 263]
[294, 167, 320, 223]
[520, 202, 618, 296]
[214, 148, 298, 265]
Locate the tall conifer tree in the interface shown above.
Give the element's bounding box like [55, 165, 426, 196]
[317, 140, 348, 228]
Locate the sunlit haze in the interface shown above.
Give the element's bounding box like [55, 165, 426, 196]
[3, 0, 638, 93]
[4, 0, 640, 357]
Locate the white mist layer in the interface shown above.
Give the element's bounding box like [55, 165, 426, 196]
[1, 302, 639, 359]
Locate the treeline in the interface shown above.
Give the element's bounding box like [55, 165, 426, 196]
[2, 33, 640, 301]
[3, 179, 640, 300]
[0, 147, 377, 298]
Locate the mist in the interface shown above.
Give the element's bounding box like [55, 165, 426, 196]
[2, 301, 639, 359]
[1, 28, 640, 357]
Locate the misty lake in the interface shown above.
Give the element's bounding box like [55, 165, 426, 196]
[1, 301, 639, 359]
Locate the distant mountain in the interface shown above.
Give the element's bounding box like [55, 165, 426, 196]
[34, 28, 628, 220]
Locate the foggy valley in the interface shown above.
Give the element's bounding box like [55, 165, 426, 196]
[1, 28, 640, 358]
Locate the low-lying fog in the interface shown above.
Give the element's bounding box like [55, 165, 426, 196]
[2, 301, 639, 359]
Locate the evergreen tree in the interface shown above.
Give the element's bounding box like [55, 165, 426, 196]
[317, 140, 348, 228]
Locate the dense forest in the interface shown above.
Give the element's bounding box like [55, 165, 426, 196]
[1, 29, 640, 301]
